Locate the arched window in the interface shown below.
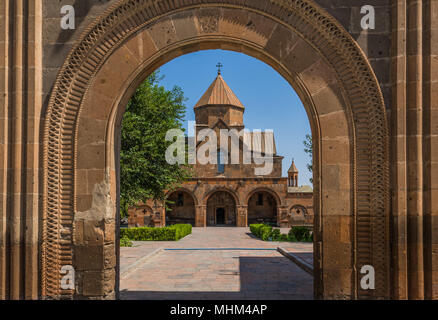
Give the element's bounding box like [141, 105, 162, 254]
[257, 193, 264, 206]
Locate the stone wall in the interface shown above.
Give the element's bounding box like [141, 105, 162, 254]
[42, 0, 115, 108]
[128, 177, 314, 228]
[287, 193, 314, 226]
[314, 0, 392, 108]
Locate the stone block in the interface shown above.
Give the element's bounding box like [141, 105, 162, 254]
[77, 144, 105, 170]
[82, 271, 105, 297]
[104, 244, 116, 269]
[77, 195, 93, 213]
[320, 138, 351, 165]
[300, 59, 337, 95]
[104, 221, 116, 244]
[264, 24, 300, 62]
[281, 38, 318, 76]
[323, 268, 353, 299]
[74, 245, 104, 271]
[82, 220, 105, 245]
[321, 189, 352, 216]
[196, 7, 220, 34]
[77, 117, 106, 147]
[103, 268, 116, 296]
[319, 111, 349, 139]
[147, 17, 178, 49]
[172, 11, 199, 40]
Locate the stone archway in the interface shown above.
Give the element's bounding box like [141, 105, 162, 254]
[41, 0, 390, 300]
[247, 189, 280, 226]
[166, 190, 197, 226]
[206, 190, 237, 226]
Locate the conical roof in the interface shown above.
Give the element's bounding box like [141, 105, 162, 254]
[194, 74, 244, 109]
[288, 161, 298, 173]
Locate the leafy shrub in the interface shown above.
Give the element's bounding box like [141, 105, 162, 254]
[250, 224, 282, 241]
[250, 224, 313, 243]
[260, 226, 271, 241]
[120, 235, 133, 247]
[289, 227, 313, 242]
[250, 224, 273, 240]
[287, 228, 297, 242]
[172, 224, 193, 241]
[250, 224, 265, 238]
[280, 234, 289, 241]
[294, 227, 307, 241]
[270, 228, 281, 241]
[120, 224, 192, 241]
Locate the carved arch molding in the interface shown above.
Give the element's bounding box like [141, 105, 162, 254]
[43, 0, 390, 299]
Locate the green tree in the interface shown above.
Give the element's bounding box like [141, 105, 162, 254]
[303, 134, 313, 184]
[120, 71, 191, 217]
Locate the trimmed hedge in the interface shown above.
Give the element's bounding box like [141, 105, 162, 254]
[120, 224, 192, 241]
[120, 235, 133, 247]
[288, 226, 312, 242]
[250, 224, 313, 242]
[250, 224, 272, 240]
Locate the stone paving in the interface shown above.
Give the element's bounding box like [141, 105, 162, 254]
[120, 227, 314, 300]
[291, 252, 314, 265]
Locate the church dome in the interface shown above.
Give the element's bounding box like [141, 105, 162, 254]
[194, 73, 245, 109]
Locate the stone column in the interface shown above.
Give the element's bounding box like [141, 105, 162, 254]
[277, 206, 288, 227]
[160, 207, 166, 227]
[423, 0, 438, 300]
[406, 0, 424, 300]
[0, 0, 10, 301]
[195, 205, 206, 227]
[391, 0, 438, 299]
[236, 206, 248, 227]
[0, 0, 42, 300]
[25, 0, 42, 300]
[153, 203, 166, 227]
[391, 0, 409, 299]
[10, 0, 25, 300]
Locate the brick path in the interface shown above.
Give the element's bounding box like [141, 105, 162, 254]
[120, 227, 314, 300]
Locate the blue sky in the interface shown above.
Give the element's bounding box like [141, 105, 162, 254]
[158, 50, 312, 185]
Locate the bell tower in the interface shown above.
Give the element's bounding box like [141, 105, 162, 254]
[288, 160, 299, 187]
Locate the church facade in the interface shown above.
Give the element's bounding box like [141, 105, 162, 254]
[128, 72, 314, 228]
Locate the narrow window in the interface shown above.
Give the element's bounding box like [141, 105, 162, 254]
[177, 193, 184, 206]
[257, 194, 264, 206]
[217, 150, 225, 174]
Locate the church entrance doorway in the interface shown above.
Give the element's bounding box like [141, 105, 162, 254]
[216, 208, 226, 225]
[207, 191, 237, 226]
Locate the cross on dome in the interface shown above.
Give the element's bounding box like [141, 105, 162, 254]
[216, 62, 223, 75]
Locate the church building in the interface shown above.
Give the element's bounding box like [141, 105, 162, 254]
[128, 70, 313, 228]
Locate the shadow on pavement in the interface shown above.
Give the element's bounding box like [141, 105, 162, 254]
[120, 256, 314, 300]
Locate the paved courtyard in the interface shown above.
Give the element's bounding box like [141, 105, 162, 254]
[120, 227, 314, 300]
